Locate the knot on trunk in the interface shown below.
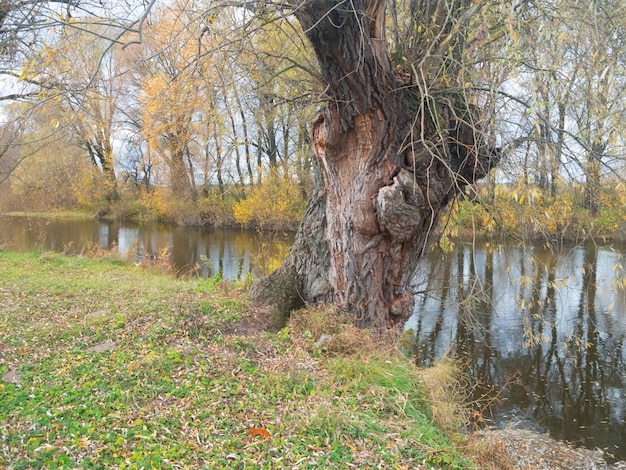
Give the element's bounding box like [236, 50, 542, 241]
[391, 294, 414, 318]
[375, 169, 424, 242]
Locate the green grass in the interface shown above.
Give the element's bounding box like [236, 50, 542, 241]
[0, 249, 476, 469]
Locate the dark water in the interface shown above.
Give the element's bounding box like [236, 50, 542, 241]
[1, 216, 625, 459]
[0, 215, 293, 279]
[406, 241, 626, 460]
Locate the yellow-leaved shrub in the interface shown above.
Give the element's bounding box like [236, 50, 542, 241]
[233, 174, 306, 231]
[440, 181, 626, 242]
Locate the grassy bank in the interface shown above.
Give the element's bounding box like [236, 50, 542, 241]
[0, 250, 486, 469]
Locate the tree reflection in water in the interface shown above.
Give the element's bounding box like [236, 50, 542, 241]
[0, 215, 294, 280]
[405, 242, 626, 460]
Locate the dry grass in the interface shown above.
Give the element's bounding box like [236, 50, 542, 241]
[417, 358, 471, 437]
[288, 305, 381, 356]
[290, 306, 470, 438]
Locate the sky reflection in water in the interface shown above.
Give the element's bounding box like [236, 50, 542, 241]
[406, 241, 626, 460]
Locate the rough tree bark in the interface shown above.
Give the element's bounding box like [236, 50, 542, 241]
[250, 0, 499, 332]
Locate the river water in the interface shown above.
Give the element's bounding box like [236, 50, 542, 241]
[0, 215, 293, 279]
[406, 241, 626, 460]
[1, 215, 625, 459]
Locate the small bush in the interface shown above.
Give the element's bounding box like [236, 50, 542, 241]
[108, 197, 143, 220]
[233, 174, 305, 231]
[196, 193, 238, 227]
[135, 187, 170, 221]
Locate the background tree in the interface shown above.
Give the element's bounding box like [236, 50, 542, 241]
[1, 101, 98, 211]
[133, 4, 205, 201]
[26, 26, 128, 202]
[0, 0, 156, 188]
[509, 0, 626, 209]
[438, 0, 626, 243]
[567, 0, 626, 216]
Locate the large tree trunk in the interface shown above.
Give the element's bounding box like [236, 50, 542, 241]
[251, 0, 498, 332]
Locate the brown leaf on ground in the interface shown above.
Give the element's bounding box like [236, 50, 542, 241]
[249, 427, 271, 439]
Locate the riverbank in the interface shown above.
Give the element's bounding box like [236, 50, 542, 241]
[0, 249, 478, 468]
[5, 188, 626, 244]
[2, 249, 624, 468]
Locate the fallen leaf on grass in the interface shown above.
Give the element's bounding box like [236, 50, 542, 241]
[249, 427, 271, 438]
[86, 340, 117, 353]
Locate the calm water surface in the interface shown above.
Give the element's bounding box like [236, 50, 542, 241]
[1, 215, 625, 459]
[406, 241, 626, 460]
[0, 215, 293, 279]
